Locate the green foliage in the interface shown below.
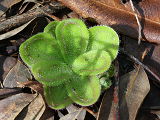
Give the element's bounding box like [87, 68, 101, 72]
[19, 18, 119, 109]
[31, 61, 73, 86]
[55, 19, 89, 64]
[66, 75, 101, 106]
[72, 50, 111, 76]
[44, 84, 73, 109]
[88, 26, 119, 60]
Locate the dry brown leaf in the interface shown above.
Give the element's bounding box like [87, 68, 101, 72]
[57, 0, 160, 43]
[2, 57, 17, 80]
[97, 86, 114, 120]
[3, 60, 32, 88]
[0, 93, 37, 120]
[18, 81, 43, 95]
[97, 66, 150, 120]
[119, 66, 150, 120]
[3, 57, 17, 73]
[15, 94, 46, 120]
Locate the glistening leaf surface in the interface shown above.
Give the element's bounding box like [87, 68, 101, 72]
[56, 19, 89, 64]
[19, 33, 63, 67]
[72, 50, 112, 76]
[44, 21, 60, 36]
[31, 61, 73, 86]
[44, 84, 73, 110]
[88, 26, 119, 60]
[66, 75, 101, 106]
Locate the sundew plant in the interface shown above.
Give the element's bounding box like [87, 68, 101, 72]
[19, 18, 119, 109]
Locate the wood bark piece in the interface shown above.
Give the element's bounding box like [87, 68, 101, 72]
[57, 0, 160, 44]
[0, 2, 63, 33]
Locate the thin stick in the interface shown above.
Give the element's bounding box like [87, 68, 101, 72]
[129, 0, 142, 45]
[83, 107, 97, 118]
[120, 49, 160, 82]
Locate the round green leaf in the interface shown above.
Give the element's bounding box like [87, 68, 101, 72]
[88, 26, 119, 60]
[56, 19, 89, 64]
[72, 50, 112, 76]
[66, 75, 101, 106]
[44, 84, 73, 110]
[31, 61, 73, 86]
[44, 21, 60, 36]
[19, 33, 63, 67]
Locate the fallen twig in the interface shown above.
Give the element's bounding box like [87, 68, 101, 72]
[120, 49, 160, 83]
[0, 2, 63, 33]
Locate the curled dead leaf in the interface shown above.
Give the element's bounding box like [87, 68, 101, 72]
[57, 0, 160, 43]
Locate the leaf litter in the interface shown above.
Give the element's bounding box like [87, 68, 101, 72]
[0, 0, 160, 119]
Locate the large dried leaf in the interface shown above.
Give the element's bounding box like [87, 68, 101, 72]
[15, 94, 46, 120]
[97, 86, 115, 120]
[3, 57, 17, 73]
[119, 66, 150, 120]
[18, 81, 43, 95]
[0, 93, 37, 120]
[57, 0, 160, 43]
[97, 67, 150, 120]
[3, 60, 32, 88]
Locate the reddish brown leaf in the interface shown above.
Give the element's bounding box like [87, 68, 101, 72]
[57, 0, 160, 43]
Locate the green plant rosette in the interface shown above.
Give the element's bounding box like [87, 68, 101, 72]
[19, 18, 119, 109]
